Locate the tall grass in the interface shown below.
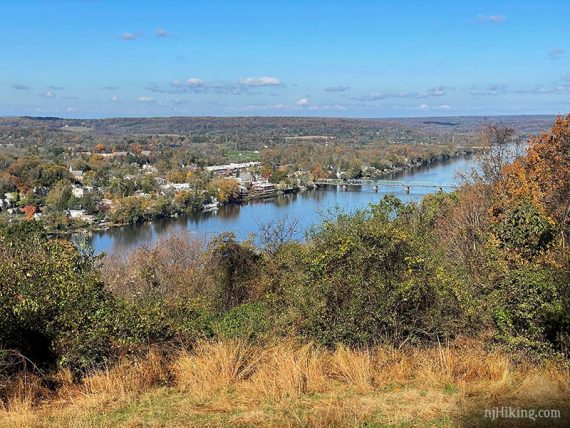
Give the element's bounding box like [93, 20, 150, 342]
[2, 339, 569, 427]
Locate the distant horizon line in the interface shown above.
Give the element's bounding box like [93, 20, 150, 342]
[1, 112, 563, 121]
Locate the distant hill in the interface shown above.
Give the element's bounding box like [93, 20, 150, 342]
[0, 115, 559, 148]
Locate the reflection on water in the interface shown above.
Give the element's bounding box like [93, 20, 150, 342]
[89, 156, 476, 255]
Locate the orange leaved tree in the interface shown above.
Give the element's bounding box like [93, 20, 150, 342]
[495, 114, 570, 247]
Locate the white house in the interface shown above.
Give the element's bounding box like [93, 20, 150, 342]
[67, 209, 94, 223]
[161, 182, 191, 191]
[72, 186, 84, 198]
[69, 166, 84, 182]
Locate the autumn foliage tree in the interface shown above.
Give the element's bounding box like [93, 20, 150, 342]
[208, 178, 241, 204]
[22, 205, 38, 220]
[495, 115, 570, 244]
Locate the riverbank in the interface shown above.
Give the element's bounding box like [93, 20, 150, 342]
[87, 155, 477, 254]
[67, 149, 478, 239]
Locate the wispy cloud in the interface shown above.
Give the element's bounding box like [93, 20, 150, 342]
[359, 86, 446, 101]
[418, 104, 451, 111]
[515, 84, 570, 95]
[146, 78, 214, 94]
[155, 28, 172, 38]
[38, 90, 56, 98]
[101, 86, 119, 91]
[119, 32, 142, 41]
[239, 100, 346, 112]
[137, 96, 155, 103]
[549, 48, 565, 60]
[147, 76, 281, 95]
[470, 84, 507, 96]
[324, 86, 350, 92]
[11, 83, 29, 90]
[174, 78, 206, 88]
[476, 15, 507, 24]
[239, 76, 282, 87]
[470, 82, 569, 96]
[47, 85, 64, 90]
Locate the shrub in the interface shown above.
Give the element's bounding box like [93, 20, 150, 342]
[494, 200, 555, 259]
[112, 301, 214, 350]
[0, 223, 215, 373]
[0, 222, 114, 371]
[491, 266, 563, 354]
[291, 196, 471, 347]
[206, 233, 261, 311]
[213, 301, 272, 340]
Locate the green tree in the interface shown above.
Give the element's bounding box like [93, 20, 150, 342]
[45, 179, 72, 212]
[110, 196, 146, 224]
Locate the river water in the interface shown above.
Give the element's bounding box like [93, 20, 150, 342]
[88, 156, 476, 255]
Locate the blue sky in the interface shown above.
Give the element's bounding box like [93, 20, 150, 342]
[1, 0, 569, 118]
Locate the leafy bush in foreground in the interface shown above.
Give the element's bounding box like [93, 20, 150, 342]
[0, 223, 214, 373]
[0, 222, 112, 371]
[272, 196, 474, 347]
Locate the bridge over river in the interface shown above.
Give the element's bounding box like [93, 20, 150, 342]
[314, 179, 459, 191]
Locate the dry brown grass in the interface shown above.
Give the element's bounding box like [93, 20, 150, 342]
[2, 339, 570, 427]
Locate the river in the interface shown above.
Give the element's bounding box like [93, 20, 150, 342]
[88, 156, 476, 255]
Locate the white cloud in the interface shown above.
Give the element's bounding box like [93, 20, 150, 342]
[239, 101, 346, 112]
[476, 15, 507, 24]
[11, 83, 29, 90]
[239, 76, 282, 87]
[149, 76, 279, 95]
[38, 91, 56, 98]
[110, 95, 120, 102]
[137, 96, 155, 103]
[417, 104, 452, 111]
[169, 78, 207, 90]
[66, 107, 76, 112]
[359, 86, 446, 101]
[185, 78, 206, 87]
[515, 84, 570, 95]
